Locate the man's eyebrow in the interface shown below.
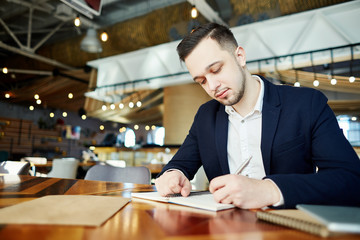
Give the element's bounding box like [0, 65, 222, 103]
[192, 61, 222, 82]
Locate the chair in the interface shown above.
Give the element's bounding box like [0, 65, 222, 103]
[84, 165, 151, 184]
[0, 161, 31, 175]
[47, 158, 79, 179]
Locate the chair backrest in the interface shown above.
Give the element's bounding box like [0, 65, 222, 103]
[84, 165, 151, 184]
[0, 161, 30, 175]
[47, 158, 79, 179]
[20, 157, 47, 165]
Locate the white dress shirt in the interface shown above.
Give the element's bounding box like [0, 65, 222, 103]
[226, 76, 284, 206]
[225, 76, 265, 179]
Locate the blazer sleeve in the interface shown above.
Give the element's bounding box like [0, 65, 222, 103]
[266, 90, 360, 208]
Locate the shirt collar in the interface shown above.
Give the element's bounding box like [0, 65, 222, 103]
[225, 75, 264, 116]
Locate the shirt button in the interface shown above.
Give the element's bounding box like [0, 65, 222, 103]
[241, 120, 245, 123]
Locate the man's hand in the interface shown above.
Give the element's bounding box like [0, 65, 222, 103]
[209, 174, 280, 209]
[155, 170, 191, 197]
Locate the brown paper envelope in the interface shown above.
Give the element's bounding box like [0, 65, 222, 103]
[0, 195, 130, 226]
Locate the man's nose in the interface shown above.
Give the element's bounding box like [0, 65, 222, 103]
[207, 76, 220, 91]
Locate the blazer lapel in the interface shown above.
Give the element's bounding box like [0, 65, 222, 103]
[215, 105, 230, 174]
[261, 78, 281, 175]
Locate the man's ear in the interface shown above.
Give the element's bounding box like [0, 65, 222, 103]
[234, 47, 246, 67]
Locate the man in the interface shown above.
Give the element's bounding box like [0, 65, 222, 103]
[155, 23, 360, 209]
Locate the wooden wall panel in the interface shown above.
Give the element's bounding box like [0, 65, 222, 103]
[163, 83, 211, 145]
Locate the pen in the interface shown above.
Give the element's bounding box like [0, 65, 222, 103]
[234, 156, 252, 175]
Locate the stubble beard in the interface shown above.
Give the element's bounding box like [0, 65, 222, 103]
[220, 64, 246, 106]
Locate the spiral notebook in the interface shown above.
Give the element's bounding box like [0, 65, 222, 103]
[256, 204, 360, 237]
[131, 191, 235, 212]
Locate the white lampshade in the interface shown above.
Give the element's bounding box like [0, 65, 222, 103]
[80, 28, 102, 53]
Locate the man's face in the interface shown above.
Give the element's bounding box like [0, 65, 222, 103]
[184, 37, 247, 106]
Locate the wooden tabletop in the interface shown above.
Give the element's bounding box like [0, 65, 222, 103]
[0, 175, 359, 240]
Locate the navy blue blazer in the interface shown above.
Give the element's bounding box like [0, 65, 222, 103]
[161, 77, 360, 208]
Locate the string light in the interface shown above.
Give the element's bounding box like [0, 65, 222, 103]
[134, 125, 139, 130]
[129, 101, 134, 108]
[330, 78, 337, 85]
[36, 99, 41, 105]
[49, 112, 54, 118]
[110, 103, 115, 110]
[74, 16, 81, 27]
[68, 93, 73, 99]
[5, 93, 10, 98]
[119, 103, 124, 109]
[145, 125, 150, 131]
[191, 5, 198, 19]
[2, 67, 8, 74]
[34, 94, 39, 100]
[102, 104, 107, 111]
[81, 115, 87, 120]
[99, 125, 104, 131]
[62, 112, 67, 117]
[100, 31, 108, 42]
[294, 82, 300, 87]
[313, 80, 319, 87]
[349, 76, 355, 83]
[29, 106, 34, 111]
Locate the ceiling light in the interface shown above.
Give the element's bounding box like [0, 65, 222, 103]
[100, 31, 108, 42]
[191, 6, 198, 19]
[80, 28, 102, 53]
[102, 104, 107, 111]
[129, 101, 134, 108]
[74, 16, 81, 27]
[313, 80, 319, 87]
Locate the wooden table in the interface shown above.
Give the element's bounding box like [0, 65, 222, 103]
[0, 175, 359, 240]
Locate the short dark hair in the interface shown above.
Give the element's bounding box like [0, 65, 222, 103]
[176, 23, 238, 62]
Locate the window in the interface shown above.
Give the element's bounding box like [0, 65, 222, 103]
[154, 127, 165, 146]
[124, 128, 136, 148]
[337, 115, 360, 146]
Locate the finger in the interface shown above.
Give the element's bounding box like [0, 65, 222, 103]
[180, 178, 191, 197]
[212, 185, 230, 203]
[209, 175, 228, 193]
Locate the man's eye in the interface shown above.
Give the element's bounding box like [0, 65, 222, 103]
[199, 79, 206, 85]
[212, 67, 221, 73]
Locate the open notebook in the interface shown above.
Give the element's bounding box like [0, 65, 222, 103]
[131, 191, 235, 212]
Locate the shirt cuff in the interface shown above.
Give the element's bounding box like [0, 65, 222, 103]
[164, 168, 186, 177]
[264, 179, 284, 207]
